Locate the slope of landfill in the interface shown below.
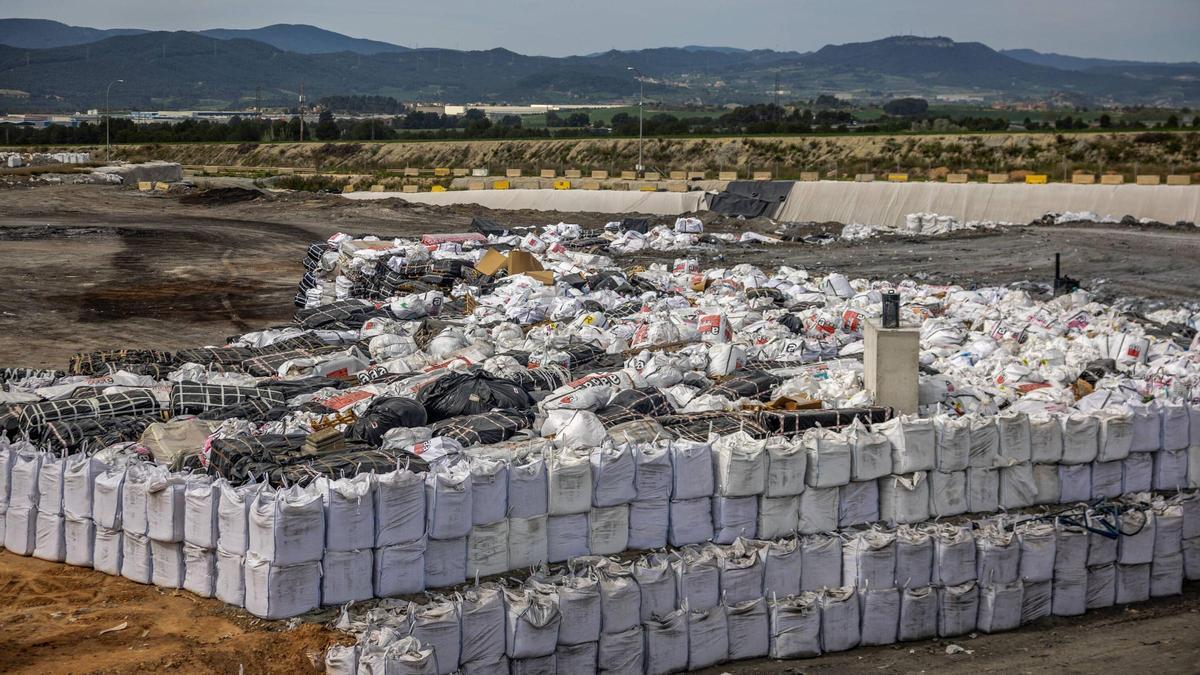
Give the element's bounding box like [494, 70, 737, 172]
[1, 183, 1200, 674]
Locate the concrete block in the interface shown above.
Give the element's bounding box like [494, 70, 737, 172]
[492, 180, 511, 190]
[669, 171, 687, 180]
[467, 181, 485, 191]
[505, 168, 522, 178]
[434, 167, 450, 177]
[540, 169, 556, 178]
[452, 168, 469, 177]
[1099, 174, 1125, 185]
[1135, 175, 1161, 185]
[799, 172, 820, 182]
[565, 169, 582, 179]
[687, 171, 707, 180]
[987, 173, 1009, 184]
[887, 173, 909, 182]
[554, 180, 571, 190]
[718, 171, 738, 181]
[855, 173, 876, 182]
[945, 173, 969, 183]
[644, 172, 661, 181]
[369, 184, 385, 192]
[752, 171, 772, 181]
[1025, 174, 1048, 184]
[402, 185, 418, 193]
[137, 181, 152, 191]
[581, 181, 601, 190]
[471, 168, 488, 177]
[620, 170, 637, 180]
[591, 170, 609, 180]
[1071, 174, 1096, 185]
[864, 320, 919, 414]
[666, 182, 687, 192]
[1166, 175, 1192, 186]
[403, 167, 419, 177]
[95, 161, 183, 185]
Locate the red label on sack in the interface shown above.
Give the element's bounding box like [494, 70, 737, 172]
[841, 309, 863, 332]
[319, 390, 372, 411]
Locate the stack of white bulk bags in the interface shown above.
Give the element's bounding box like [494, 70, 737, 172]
[668, 439, 713, 547]
[1114, 507, 1154, 604]
[92, 463, 126, 576]
[628, 442, 671, 549]
[215, 479, 259, 606]
[34, 452, 67, 562]
[120, 463, 154, 584]
[1180, 493, 1200, 582]
[1150, 501, 1183, 597]
[596, 561, 642, 673]
[425, 462, 471, 586]
[589, 444, 634, 556]
[1052, 520, 1089, 616]
[758, 436, 805, 541]
[5, 449, 41, 555]
[146, 466, 187, 588]
[507, 453, 549, 568]
[63, 453, 106, 568]
[547, 449, 591, 560]
[319, 474, 375, 605]
[182, 475, 218, 598]
[374, 466, 427, 596]
[245, 483, 324, 618]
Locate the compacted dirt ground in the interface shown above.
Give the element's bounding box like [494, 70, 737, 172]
[1, 183, 1199, 673]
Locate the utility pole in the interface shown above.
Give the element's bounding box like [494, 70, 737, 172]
[299, 82, 305, 141]
[105, 79, 124, 163]
[627, 67, 644, 177]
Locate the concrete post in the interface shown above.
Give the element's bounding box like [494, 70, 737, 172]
[864, 319, 920, 414]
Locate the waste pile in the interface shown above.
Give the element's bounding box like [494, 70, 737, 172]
[0, 151, 92, 168]
[1, 216, 1199, 672]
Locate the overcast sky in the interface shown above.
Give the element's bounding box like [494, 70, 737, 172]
[6, 0, 1200, 61]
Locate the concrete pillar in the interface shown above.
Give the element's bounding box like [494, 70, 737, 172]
[864, 319, 919, 414]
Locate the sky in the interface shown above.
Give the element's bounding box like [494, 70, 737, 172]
[5, 0, 1200, 61]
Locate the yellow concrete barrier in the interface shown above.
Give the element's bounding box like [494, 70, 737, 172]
[855, 173, 876, 182]
[1166, 175, 1192, 186]
[493, 180, 510, 190]
[505, 168, 522, 178]
[752, 171, 772, 181]
[1135, 175, 1161, 185]
[1025, 174, 1048, 184]
[718, 171, 738, 181]
[638, 183, 657, 192]
[887, 173, 909, 183]
[434, 167, 450, 177]
[987, 173, 1010, 184]
[137, 181, 152, 191]
[1099, 174, 1124, 185]
[591, 170, 609, 180]
[946, 173, 969, 183]
[554, 180, 571, 190]
[799, 172, 820, 182]
[1071, 174, 1096, 185]
[431, 185, 446, 192]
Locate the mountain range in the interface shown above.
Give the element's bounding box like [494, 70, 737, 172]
[1, 20, 1198, 111]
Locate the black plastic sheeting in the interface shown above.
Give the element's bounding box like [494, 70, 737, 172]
[708, 181, 795, 219]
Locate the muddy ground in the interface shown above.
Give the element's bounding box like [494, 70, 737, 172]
[1, 183, 1199, 673]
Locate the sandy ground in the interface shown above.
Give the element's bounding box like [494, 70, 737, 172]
[1, 183, 1200, 673]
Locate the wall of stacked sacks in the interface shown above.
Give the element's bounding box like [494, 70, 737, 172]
[1, 223, 1199, 673]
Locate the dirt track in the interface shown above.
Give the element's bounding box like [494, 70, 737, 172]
[2, 183, 1200, 673]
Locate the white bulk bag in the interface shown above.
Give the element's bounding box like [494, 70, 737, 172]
[509, 515, 549, 569]
[425, 536, 467, 588]
[588, 505, 629, 555]
[1091, 460, 1123, 499]
[554, 573, 600, 646]
[1128, 403, 1161, 453]
[1055, 521, 1089, 578]
[425, 463, 472, 540]
[858, 587, 900, 646]
[803, 429, 851, 489]
[627, 499, 668, 550]
[374, 467, 425, 546]
[93, 467, 125, 530]
[183, 543, 215, 598]
[1160, 402, 1189, 451]
[1115, 562, 1151, 604]
[151, 539, 185, 588]
[895, 525, 933, 588]
[319, 474, 376, 551]
[768, 592, 821, 658]
[726, 596, 770, 660]
[847, 419, 892, 481]
[215, 547, 246, 607]
[591, 444, 637, 507]
[765, 437, 807, 497]
[33, 511, 65, 561]
[798, 486, 838, 534]
[998, 461, 1036, 510]
[686, 604, 728, 671]
[843, 528, 897, 589]
[1181, 494, 1200, 539]
[838, 480, 879, 528]
[1087, 512, 1119, 567]
[1030, 413, 1064, 464]
[756, 495, 798, 541]
[633, 443, 672, 502]
[547, 513, 589, 562]
[668, 497, 712, 547]
[37, 452, 65, 515]
[1153, 450, 1189, 491]
[461, 584, 506, 665]
[325, 644, 358, 675]
[669, 439, 713, 500]
[933, 414, 971, 472]
[819, 586, 860, 653]
[931, 524, 976, 586]
[975, 527, 1019, 585]
[508, 454, 548, 519]
[719, 540, 765, 604]
[63, 454, 106, 521]
[800, 533, 842, 591]
[1032, 464, 1060, 505]
[1058, 463, 1091, 503]
[146, 474, 187, 543]
[93, 526, 123, 576]
[1150, 552, 1183, 596]
[554, 643, 594, 674]
[1154, 504, 1183, 557]
[1117, 509, 1156, 565]
[598, 566, 640, 634]
[322, 548, 375, 604]
[713, 495, 758, 544]
[547, 449, 593, 516]
[757, 537, 801, 599]
[1086, 562, 1116, 609]
[997, 411, 1032, 462]
[382, 637, 438, 675]
[1015, 521, 1056, 582]
[929, 470, 967, 517]
[966, 466, 999, 513]
[976, 581, 1023, 633]
[374, 537, 426, 596]
[643, 607, 688, 674]
[508, 655, 554, 674]
[968, 415, 1000, 468]
[936, 581, 978, 637]
[121, 531, 153, 584]
[8, 450, 41, 512]
[712, 432, 767, 497]
[121, 463, 155, 536]
[183, 475, 218, 549]
[216, 480, 259, 555]
[898, 585, 937, 641]
[598, 625, 643, 674]
[673, 545, 721, 611]
[1020, 578, 1052, 624]
[879, 473, 929, 525]
[1060, 413, 1099, 464]
[0, 441, 12, 512]
[549, 409, 608, 449]
[248, 483, 325, 565]
[64, 515, 94, 567]
[505, 587, 561, 659]
[1121, 453, 1153, 493]
[468, 520, 510, 577]
[879, 415, 935, 474]
[1097, 410, 1133, 461]
[410, 598, 462, 675]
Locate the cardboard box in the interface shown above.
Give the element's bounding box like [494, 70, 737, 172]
[474, 249, 509, 276]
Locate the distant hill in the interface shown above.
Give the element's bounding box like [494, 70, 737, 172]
[0, 18, 146, 49]
[1001, 48, 1196, 71]
[197, 24, 407, 54]
[1, 31, 1197, 111]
